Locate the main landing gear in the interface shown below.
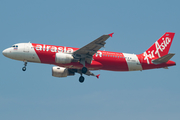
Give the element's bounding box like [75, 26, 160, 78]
[79, 75, 85, 83]
[78, 67, 87, 83]
[82, 67, 87, 74]
[22, 61, 27, 71]
[78, 58, 88, 83]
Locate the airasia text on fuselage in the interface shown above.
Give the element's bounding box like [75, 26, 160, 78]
[35, 44, 74, 53]
[35, 44, 103, 57]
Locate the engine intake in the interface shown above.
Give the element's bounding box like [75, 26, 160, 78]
[52, 66, 75, 77]
[55, 53, 73, 64]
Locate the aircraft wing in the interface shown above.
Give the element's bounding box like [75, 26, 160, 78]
[73, 33, 113, 64]
[69, 68, 100, 78]
[85, 70, 100, 78]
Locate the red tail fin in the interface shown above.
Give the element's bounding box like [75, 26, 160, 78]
[144, 32, 175, 58]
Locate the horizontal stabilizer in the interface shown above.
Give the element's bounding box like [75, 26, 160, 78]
[152, 53, 175, 64]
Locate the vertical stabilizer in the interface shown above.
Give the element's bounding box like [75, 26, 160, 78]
[144, 32, 175, 59]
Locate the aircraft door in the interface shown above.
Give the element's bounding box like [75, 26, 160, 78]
[24, 43, 29, 52]
[23, 43, 30, 60]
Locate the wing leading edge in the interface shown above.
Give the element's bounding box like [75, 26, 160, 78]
[73, 33, 114, 64]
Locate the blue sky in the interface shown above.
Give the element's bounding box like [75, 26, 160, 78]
[0, 0, 180, 120]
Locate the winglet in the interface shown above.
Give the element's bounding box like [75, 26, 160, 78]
[96, 74, 100, 79]
[109, 33, 114, 37]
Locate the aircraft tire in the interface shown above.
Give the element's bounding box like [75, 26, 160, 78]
[22, 67, 26, 71]
[82, 67, 87, 74]
[79, 76, 85, 83]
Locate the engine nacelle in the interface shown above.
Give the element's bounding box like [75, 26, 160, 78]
[55, 53, 73, 64]
[52, 66, 75, 77]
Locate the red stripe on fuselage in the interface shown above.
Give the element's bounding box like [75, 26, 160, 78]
[32, 43, 78, 64]
[94, 51, 129, 71]
[32, 43, 129, 71]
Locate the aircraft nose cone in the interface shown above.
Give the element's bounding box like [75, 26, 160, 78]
[2, 49, 8, 57]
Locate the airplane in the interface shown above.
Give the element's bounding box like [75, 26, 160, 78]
[2, 32, 176, 83]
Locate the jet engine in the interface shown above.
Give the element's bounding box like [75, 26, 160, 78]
[52, 66, 75, 77]
[55, 53, 73, 64]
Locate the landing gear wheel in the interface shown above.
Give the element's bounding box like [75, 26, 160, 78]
[82, 67, 87, 74]
[22, 67, 26, 71]
[79, 76, 85, 83]
[22, 61, 27, 71]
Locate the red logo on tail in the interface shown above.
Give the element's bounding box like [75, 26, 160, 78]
[143, 32, 175, 64]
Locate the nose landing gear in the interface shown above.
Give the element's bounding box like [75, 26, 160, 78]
[22, 61, 27, 71]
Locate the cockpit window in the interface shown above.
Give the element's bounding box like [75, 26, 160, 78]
[12, 45, 18, 48]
